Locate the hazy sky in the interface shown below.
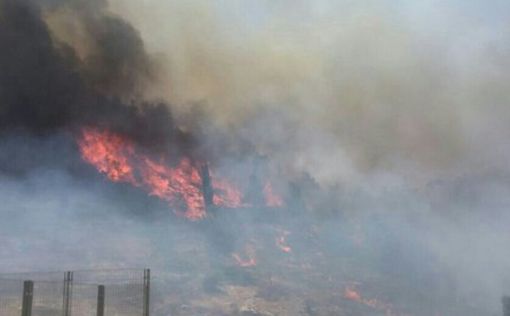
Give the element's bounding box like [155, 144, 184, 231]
[104, 0, 510, 188]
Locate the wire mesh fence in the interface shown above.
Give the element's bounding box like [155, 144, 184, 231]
[32, 280, 64, 316]
[0, 269, 150, 316]
[0, 278, 24, 316]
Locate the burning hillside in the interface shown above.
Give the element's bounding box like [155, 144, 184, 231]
[78, 127, 283, 220]
[1, 0, 510, 315]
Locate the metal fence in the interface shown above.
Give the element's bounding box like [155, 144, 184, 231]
[0, 269, 150, 316]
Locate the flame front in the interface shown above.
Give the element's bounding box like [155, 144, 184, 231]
[343, 286, 400, 316]
[77, 128, 283, 220]
[78, 128, 136, 183]
[78, 128, 208, 219]
[141, 158, 207, 220]
[211, 175, 244, 208]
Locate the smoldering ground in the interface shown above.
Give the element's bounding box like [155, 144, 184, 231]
[1, 0, 510, 315]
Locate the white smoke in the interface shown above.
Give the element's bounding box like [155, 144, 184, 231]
[109, 0, 510, 186]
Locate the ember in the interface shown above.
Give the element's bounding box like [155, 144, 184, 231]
[275, 230, 292, 253]
[343, 285, 399, 316]
[232, 244, 257, 267]
[263, 181, 284, 207]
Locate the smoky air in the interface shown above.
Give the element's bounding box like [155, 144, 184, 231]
[1, 0, 510, 315]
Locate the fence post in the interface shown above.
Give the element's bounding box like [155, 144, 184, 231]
[21, 280, 33, 316]
[63, 271, 73, 316]
[503, 296, 510, 316]
[143, 269, 150, 316]
[200, 163, 214, 213]
[97, 285, 105, 316]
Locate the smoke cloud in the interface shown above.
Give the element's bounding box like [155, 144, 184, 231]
[110, 0, 510, 184]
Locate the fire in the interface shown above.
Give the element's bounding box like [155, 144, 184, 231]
[78, 128, 136, 183]
[263, 181, 284, 207]
[344, 287, 362, 301]
[343, 285, 399, 316]
[211, 175, 244, 208]
[77, 127, 283, 220]
[232, 243, 257, 267]
[275, 230, 292, 253]
[78, 128, 208, 219]
[141, 158, 206, 220]
[232, 253, 257, 267]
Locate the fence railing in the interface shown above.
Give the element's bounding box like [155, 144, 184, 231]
[0, 269, 150, 316]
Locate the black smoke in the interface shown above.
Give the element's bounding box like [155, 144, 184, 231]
[0, 0, 191, 161]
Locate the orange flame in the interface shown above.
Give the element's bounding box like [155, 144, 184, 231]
[211, 175, 244, 208]
[77, 127, 283, 220]
[78, 128, 136, 183]
[344, 287, 362, 302]
[276, 230, 292, 253]
[263, 181, 284, 207]
[141, 158, 206, 220]
[232, 253, 257, 267]
[232, 244, 257, 267]
[343, 286, 399, 316]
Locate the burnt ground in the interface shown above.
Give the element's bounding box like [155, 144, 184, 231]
[145, 208, 489, 316]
